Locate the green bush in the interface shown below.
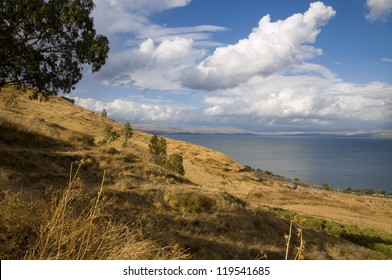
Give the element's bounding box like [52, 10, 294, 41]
[99, 125, 119, 145]
[122, 153, 136, 163]
[271, 207, 392, 258]
[60, 96, 75, 104]
[149, 135, 167, 165]
[240, 165, 254, 172]
[165, 191, 214, 213]
[122, 122, 133, 149]
[105, 147, 119, 155]
[166, 153, 185, 175]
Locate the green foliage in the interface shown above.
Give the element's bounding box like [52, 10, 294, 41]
[264, 170, 274, 176]
[101, 109, 107, 118]
[166, 153, 185, 176]
[105, 147, 119, 155]
[122, 121, 133, 149]
[323, 183, 331, 191]
[149, 135, 167, 165]
[341, 187, 378, 195]
[99, 125, 119, 145]
[0, 0, 109, 98]
[240, 165, 254, 172]
[165, 191, 214, 213]
[122, 153, 136, 163]
[60, 96, 75, 104]
[271, 207, 392, 258]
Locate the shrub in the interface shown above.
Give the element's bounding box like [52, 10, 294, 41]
[60, 96, 75, 104]
[240, 165, 254, 172]
[164, 191, 214, 213]
[101, 109, 107, 118]
[122, 122, 133, 149]
[99, 125, 119, 145]
[122, 153, 136, 163]
[149, 135, 167, 165]
[105, 147, 119, 155]
[166, 153, 185, 175]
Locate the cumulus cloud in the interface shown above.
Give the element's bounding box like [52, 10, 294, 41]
[75, 97, 187, 123]
[90, 0, 227, 90]
[74, 1, 392, 132]
[202, 74, 392, 130]
[366, 0, 392, 21]
[95, 37, 200, 89]
[181, 2, 336, 90]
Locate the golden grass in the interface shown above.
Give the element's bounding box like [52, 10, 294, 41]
[24, 162, 189, 260]
[1, 87, 391, 260]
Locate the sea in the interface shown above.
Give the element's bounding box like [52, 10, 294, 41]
[164, 134, 392, 192]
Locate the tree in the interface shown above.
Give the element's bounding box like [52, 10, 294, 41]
[149, 135, 167, 165]
[0, 0, 109, 98]
[122, 121, 133, 149]
[100, 125, 119, 145]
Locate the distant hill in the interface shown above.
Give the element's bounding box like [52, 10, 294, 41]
[1, 86, 391, 260]
[136, 123, 392, 138]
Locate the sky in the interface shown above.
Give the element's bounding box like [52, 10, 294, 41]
[72, 0, 392, 133]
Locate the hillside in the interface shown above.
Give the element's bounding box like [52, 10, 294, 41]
[1, 87, 391, 260]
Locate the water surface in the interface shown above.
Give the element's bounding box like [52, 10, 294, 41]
[165, 134, 392, 191]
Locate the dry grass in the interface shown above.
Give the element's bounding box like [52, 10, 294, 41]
[285, 218, 306, 260]
[24, 162, 189, 260]
[1, 87, 391, 260]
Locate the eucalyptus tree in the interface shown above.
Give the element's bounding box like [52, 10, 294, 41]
[0, 0, 109, 98]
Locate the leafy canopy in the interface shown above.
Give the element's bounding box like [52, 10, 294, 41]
[0, 0, 109, 98]
[149, 135, 167, 165]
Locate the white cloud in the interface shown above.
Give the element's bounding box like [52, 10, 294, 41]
[95, 37, 200, 90]
[181, 2, 336, 90]
[90, 1, 227, 90]
[202, 74, 392, 130]
[74, 1, 392, 132]
[92, 0, 226, 41]
[366, 0, 392, 21]
[93, 0, 190, 33]
[382, 57, 392, 63]
[75, 97, 186, 123]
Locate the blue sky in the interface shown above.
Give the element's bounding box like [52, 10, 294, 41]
[73, 0, 392, 132]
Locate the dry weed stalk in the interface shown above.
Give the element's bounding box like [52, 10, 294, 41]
[26, 160, 189, 260]
[285, 218, 306, 260]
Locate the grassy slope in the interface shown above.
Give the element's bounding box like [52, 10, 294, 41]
[1, 87, 391, 260]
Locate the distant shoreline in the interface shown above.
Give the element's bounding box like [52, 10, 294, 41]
[134, 124, 392, 139]
[162, 134, 392, 192]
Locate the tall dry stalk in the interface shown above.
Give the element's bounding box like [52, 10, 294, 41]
[294, 222, 305, 260]
[285, 220, 293, 260]
[25, 160, 189, 260]
[284, 218, 306, 260]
